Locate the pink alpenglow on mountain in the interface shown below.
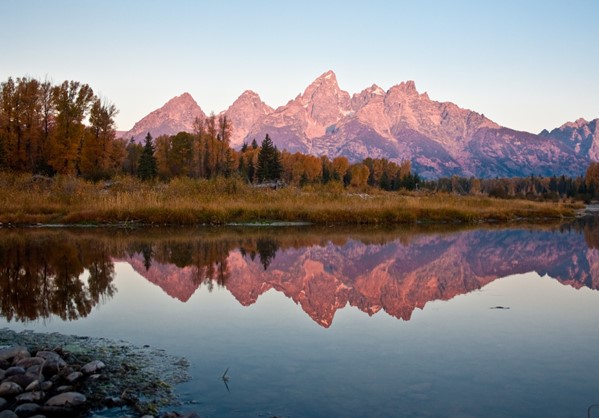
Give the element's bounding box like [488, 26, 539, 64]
[222, 90, 273, 149]
[123, 92, 205, 142]
[123, 71, 595, 178]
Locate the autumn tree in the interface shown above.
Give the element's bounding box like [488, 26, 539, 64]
[348, 163, 370, 188]
[80, 98, 118, 179]
[48, 81, 95, 174]
[585, 162, 599, 195]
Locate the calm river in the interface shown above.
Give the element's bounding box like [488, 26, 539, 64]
[0, 220, 598, 417]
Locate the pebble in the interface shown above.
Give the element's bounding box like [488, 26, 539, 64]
[45, 391, 86, 407]
[65, 371, 83, 384]
[0, 382, 22, 397]
[15, 391, 45, 403]
[0, 342, 197, 418]
[0, 347, 30, 362]
[13, 402, 40, 417]
[81, 360, 105, 374]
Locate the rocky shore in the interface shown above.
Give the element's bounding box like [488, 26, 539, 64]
[0, 329, 197, 418]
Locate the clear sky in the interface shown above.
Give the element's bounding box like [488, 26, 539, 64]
[2, 0, 598, 133]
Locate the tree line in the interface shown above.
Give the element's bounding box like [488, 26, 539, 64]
[2, 76, 598, 198]
[0, 76, 122, 179]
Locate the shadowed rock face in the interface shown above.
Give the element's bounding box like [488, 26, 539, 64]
[120, 225, 599, 328]
[121, 71, 595, 178]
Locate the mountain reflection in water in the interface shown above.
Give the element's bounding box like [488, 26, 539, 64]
[0, 220, 598, 326]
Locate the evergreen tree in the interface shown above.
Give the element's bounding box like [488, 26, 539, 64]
[251, 138, 258, 149]
[138, 133, 157, 181]
[256, 134, 282, 182]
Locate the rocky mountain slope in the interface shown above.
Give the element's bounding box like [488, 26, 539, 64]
[122, 92, 205, 142]
[122, 72, 595, 178]
[540, 117, 599, 162]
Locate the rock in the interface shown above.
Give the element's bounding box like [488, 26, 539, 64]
[3, 374, 37, 389]
[14, 402, 41, 417]
[0, 382, 22, 397]
[24, 365, 41, 376]
[0, 347, 30, 363]
[0, 370, 5, 381]
[55, 386, 73, 393]
[33, 352, 59, 362]
[45, 392, 86, 408]
[15, 358, 44, 369]
[41, 358, 67, 378]
[0, 410, 18, 418]
[181, 413, 201, 418]
[24, 381, 40, 392]
[80, 360, 105, 375]
[65, 372, 82, 384]
[15, 391, 45, 403]
[0, 397, 6, 409]
[4, 367, 26, 377]
[40, 381, 52, 392]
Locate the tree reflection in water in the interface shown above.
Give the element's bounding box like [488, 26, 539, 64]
[1, 221, 598, 325]
[0, 232, 116, 322]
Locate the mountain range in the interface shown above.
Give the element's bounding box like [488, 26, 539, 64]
[121, 71, 598, 178]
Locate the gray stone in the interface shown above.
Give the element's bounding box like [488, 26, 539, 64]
[14, 402, 41, 417]
[55, 385, 73, 393]
[33, 352, 59, 362]
[3, 374, 37, 389]
[0, 397, 6, 409]
[24, 381, 41, 392]
[0, 370, 5, 381]
[41, 358, 66, 378]
[15, 358, 44, 369]
[65, 372, 83, 384]
[45, 392, 86, 407]
[181, 413, 201, 418]
[0, 382, 22, 397]
[15, 391, 45, 403]
[4, 367, 26, 377]
[80, 360, 105, 375]
[0, 410, 18, 418]
[39, 382, 52, 392]
[24, 366, 41, 376]
[0, 347, 30, 362]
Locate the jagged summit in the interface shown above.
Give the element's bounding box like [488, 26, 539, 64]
[123, 92, 205, 142]
[123, 71, 595, 178]
[223, 90, 273, 148]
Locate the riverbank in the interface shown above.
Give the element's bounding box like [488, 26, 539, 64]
[0, 174, 580, 226]
[0, 329, 193, 417]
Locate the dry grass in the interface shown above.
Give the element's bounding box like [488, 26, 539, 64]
[0, 173, 580, 226]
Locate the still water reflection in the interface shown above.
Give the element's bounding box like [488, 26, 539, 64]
[0, 221, 598, 417]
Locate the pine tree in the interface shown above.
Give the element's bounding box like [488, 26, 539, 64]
[256, 134, 282, 182]
[138, 133, 157, 181]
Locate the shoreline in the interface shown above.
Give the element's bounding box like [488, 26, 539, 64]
[0, 329, 193, 417]
[0, 174, 583, 226]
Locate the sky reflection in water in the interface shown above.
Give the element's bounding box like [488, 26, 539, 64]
[0, 222, 598, 417]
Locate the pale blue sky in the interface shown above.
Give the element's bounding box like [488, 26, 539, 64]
[2, 0, 597, 133]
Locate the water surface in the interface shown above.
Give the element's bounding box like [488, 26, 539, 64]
[0, 221, 598, 417]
